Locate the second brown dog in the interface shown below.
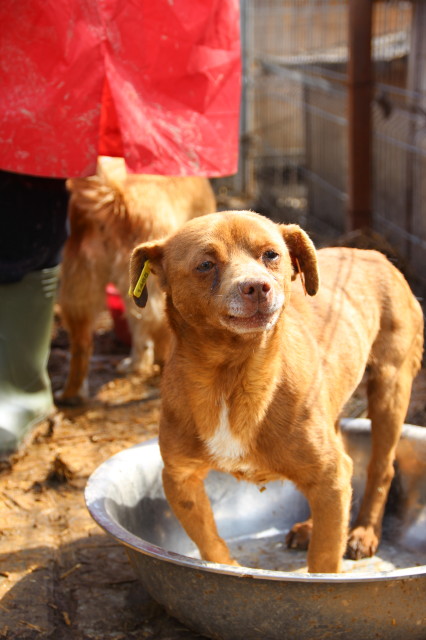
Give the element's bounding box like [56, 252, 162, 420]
[58, 157, 216, 405]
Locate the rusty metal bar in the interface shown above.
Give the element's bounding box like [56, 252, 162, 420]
[347, 0, 373, 230]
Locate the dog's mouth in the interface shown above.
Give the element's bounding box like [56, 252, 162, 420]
[222, 309, 281, 333]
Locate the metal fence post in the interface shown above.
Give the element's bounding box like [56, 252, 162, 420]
[347, 0, 373, 230]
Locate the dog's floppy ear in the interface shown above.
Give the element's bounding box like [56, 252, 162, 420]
[129, 240, 167, 308]
[279, 224, 319, 296]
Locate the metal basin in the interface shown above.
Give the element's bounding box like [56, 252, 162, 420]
[85, 419, 426, 640]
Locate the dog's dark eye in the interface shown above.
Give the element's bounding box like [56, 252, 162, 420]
[263, 250, 280, 262]
[197, 261, 214, 272]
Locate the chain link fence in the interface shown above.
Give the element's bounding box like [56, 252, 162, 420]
[220, 0, 425, 293]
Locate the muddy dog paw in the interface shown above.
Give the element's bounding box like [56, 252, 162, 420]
[54, 383, 89, 407]
[285, 519, 313, 550]
[346, 526, 379, 560]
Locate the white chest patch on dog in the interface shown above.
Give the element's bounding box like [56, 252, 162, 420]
[206, 399, 251, 472]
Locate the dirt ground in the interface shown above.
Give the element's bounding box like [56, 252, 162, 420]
[1, 306, 425, 640]
[0, 312, 209, 640]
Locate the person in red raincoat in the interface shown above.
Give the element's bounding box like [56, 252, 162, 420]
[0, 0, 241, 453]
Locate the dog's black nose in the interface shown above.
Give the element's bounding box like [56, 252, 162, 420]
[239, 280, 271, 300]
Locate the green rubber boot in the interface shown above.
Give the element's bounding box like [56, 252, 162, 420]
[0, 266, 59, 454]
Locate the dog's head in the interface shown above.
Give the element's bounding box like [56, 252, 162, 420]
[129, 211, 319, 335]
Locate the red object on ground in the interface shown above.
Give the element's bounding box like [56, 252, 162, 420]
[105, 284, 132, 347]
[0, 0, 241, 178]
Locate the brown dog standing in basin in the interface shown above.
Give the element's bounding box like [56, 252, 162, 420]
[129, 211, 423, 573]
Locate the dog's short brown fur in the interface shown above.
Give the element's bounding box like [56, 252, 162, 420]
[130, 210, 423, 573]
[58, 157, 216, 405]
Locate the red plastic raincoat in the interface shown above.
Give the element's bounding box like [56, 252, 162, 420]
[0, 1, 241, 178]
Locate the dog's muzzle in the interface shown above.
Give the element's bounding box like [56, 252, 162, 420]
[222, 277, 285, 333]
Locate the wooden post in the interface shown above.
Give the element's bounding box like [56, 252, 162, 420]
[405, 1, 426, 262]
[347, 0, 373, 230]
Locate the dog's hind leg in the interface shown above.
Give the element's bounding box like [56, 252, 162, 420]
[57, 251, 108, 405]
[116, 309, 155, 377]
[57, 310, 94, 405]
[119, 279, 170, 378]
[347, 329, 423, 559]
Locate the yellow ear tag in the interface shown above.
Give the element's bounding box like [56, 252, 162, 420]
[132, 260, 151, 298]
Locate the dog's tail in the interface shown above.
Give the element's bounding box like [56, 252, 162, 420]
[67, 157, 127, 223]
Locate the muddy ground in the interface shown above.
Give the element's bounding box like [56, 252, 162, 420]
[1, 307, 425, 640]
[0, 311, 208, 640]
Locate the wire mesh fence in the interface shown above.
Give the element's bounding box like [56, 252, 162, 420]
[226, 0, 425, 293]
[372, 0, 426, 283]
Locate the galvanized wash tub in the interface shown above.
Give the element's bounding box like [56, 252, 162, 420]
[85, 419, 426, 640]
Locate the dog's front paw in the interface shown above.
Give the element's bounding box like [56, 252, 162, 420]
[116, 356, 134, 375]
[346, 526, 379, 560]
[117, 356, 159, 379]
[54, 388, 88, 407]
[285, 519, 312, 550]
[229, 559, 241, 567]
[55, 378, 89, 407]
